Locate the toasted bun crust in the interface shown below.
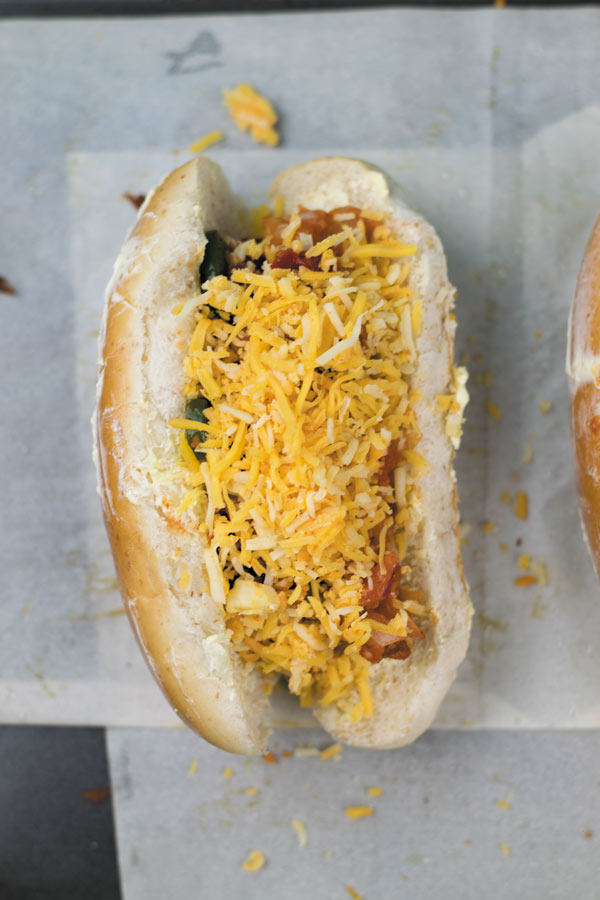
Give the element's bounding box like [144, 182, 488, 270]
[568, 215, 600, 575]
[95, 156, 471, 753]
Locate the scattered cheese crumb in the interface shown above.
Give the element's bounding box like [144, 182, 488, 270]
[518, 554, 531, 571]
[223, 767, 233, 778]
[513, 491, 528, 520]
[246, 787, 258, 796]
[514, 574, 536, 588]
[264, 752, 277, 764]
[320, 743, 343, 761]
[187, 759, 198, 776]
[188, 129, 223, 155]
[223, 84, 279, 146]
[346, 887, 363, 900]
[486, 401, 501, 420]
[500, 542, 509, 552]
[522, 443, 533, 464]
[292, 818, 308, 847]
[242, 850, 266, 872]
[534, 330, 543, 339]
[501, 490, 511, 504]
[500, 843, 510, 857]
[294, 745, 320, 758]
[282, 750, 293, 759]
[482, 521, 496, 533]
[496, 799, 511, 810]
[367, 786, 382, 797]
[538, 400, 552, 414]
[531, 560, 549, 587]
[345, 806, 373, 819]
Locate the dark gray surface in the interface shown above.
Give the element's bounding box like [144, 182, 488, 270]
[0, 0, 594, 17]
[0, 727, 121, 900]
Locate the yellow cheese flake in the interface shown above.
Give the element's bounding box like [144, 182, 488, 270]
[538, 400, 552, 414]
[178, 567, 191, 590]
[223, 84, 279, 146]
[514, 574, 536, 588]
[366, 786, 382, 797]
[319, 743, 343, 761]
[242, 850, 266, 872]
[223, 767, 233, 778]
[188, 129, 223, 155]
[514, 491, 528, 520]
[345, 806, 373, 819]
[518, 554, 531, 570]
[187, 759, 198, 776]
[346, 887, 363, 900]
[485, 401, 502, 420]
[482, 521, 496, 533]
[500, 843, 510, 857]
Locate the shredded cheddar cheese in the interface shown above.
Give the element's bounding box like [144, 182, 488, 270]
[169, 205, 431, 719]
[345, 806, 373, 819]
[188, 129, 223, 155]
[242, 850, 266, 872]
[223, 84, 279, 146]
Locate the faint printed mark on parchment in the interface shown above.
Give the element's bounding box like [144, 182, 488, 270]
[165, 31, 223, 75]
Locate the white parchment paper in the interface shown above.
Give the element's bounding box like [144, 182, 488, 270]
[1, 8, 600, 735]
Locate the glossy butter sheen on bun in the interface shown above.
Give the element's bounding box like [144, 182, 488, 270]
[94, 157, 472, 753]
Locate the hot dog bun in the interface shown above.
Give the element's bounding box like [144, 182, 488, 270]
[95, 157, 471, 753]
[568, 214, 600, 576]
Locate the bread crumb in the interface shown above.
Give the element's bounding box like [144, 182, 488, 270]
[513, 491, 528, 520]
[486, 401, 501, 420]
[531, 560, 549, 586]
[242, 850, 266, 872]
[367, 786, 383, 797]
[294, 745, 319, 758]
[500, 843, 510, 856]
[223, 767, 233, 778]
[539, 400, 552, 414]
[345, 806, 373, 819]
[522, 443, 533, 464]
[320, 743, 343, 761]
[187, 759, 198, 776]
[292, 818, 308, 847]
[346, 887, 363, 900]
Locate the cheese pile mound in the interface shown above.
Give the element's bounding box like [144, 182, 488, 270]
[171, 206, 430, 721]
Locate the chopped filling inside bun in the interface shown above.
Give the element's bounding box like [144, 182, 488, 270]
[169, 204, 431, 721]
